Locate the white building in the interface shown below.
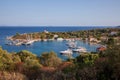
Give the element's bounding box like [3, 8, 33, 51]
[44, 30, 49, 33]
[57, 38, 63, 41]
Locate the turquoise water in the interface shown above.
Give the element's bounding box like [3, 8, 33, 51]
[2, 40, 99, 60]
[0, 26, 105, 60]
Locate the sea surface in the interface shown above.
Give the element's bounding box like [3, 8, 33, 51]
[0, 26, 108, 60]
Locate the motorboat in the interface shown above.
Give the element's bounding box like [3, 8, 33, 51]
[73, 46, 87, 53]
[5, 41, 13, 45]
[66, 40, 77, 48]
[60, 49, 73, 55]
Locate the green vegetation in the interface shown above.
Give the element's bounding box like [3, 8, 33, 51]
[40, 51, 62, 67]
[0, 43, 120, 80]
[1, 27, 120, 80]
[75, 53, 99, 67]
[17, 50, 42, 68]
[12, 28, 120, 45]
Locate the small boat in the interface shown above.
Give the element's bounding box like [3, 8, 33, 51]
[5, 42, 13, 45]
[22, 40, 34, 45]
[66, 40, 77, 48]
[60, 49, 73, 55]
[15, 42, 23, 46]
[5, 39, 14, 45]
[73, 46, 87, 53]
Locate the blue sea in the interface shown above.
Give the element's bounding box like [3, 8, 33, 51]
[0, 26, 108, 60]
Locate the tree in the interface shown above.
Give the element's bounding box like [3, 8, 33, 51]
[0, 47, 13, 70]
[107, 37, 114, 45]
[17, 50, 36, 62]
[75, 53, 99, 67]
[40, 51, 62, 67]
[94, 44, 120, 80]
[17, 50, 42, 68]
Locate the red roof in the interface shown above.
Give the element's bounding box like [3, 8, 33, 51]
[97, 47, 106, 51]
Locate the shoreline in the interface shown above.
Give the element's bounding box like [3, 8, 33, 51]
[5, 27, 120, 53]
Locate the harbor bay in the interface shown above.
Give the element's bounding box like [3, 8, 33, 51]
[0, 26, 103, 60]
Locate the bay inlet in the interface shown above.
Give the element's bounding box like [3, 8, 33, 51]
[0, 26, 106, 60]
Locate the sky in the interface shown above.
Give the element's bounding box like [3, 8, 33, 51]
[0, 0, 120, 26]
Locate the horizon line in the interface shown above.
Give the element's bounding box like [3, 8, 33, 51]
[0, 25, 117, 27]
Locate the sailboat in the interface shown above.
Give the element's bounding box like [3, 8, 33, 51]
[22, 34, 34, 45]
[66, 40, 77, 48]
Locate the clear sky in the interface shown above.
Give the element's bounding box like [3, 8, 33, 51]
[0, 0, 120, 26]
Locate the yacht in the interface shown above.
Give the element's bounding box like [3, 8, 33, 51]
[60, 49, 73, 55]
[73, 46, 87, 53]
[66, 40, 77, 48]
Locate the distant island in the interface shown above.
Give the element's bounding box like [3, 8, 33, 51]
[117, 26, 120, 27]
